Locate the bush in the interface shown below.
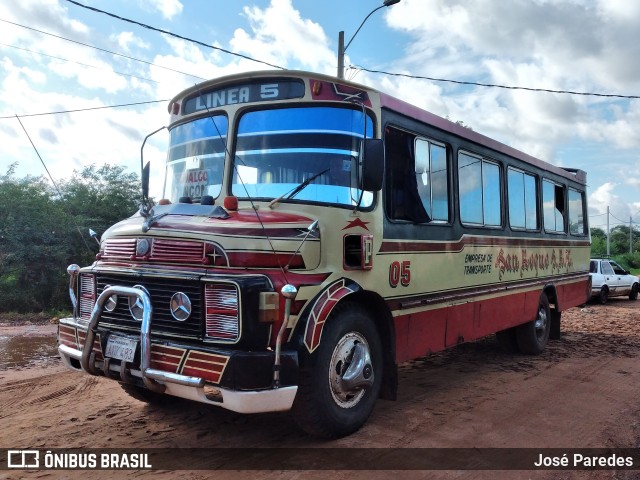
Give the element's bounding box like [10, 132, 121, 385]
[612, 252, 640, 271]
[0, 164, 140, 313]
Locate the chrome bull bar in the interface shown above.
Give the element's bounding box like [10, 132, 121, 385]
[81, 286, 205, 393]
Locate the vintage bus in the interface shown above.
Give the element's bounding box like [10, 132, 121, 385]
[58, 70, 590, 438]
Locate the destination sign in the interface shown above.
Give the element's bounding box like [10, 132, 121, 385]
[183, 79, 305, 114]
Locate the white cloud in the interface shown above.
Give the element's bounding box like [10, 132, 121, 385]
[230, 0, 335, 74]
[146, 0, 183, 20]
[588, 182, 634, 221]
[111, 32, 151, 53]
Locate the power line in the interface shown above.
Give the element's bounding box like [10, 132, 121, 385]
[0, 18, 206, 81]
[0, 42, 159, 84]
[355, 65, 640, 99]
[63, 0, 285, 70]
[0, 100, 168, 120]
[15, 115, 92, 254]
[610, 212, 631, 224]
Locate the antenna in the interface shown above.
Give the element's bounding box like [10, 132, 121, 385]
[285, 220, 319, 270]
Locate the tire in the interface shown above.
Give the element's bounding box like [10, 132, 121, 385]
[630, 283, 639, 301]
[549, 310, 561, 340]
[120, 383, 173, 405]
[599, 286, 609, 305]
[516, 294, 551, 355]
[292, 303, 382, 438]
[495, 327, 519, 353]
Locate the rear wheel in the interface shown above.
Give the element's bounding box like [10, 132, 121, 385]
[599, 286, 609, 304]
[630, 283, 639, 301]
[293, 303, 382, 438]
[516, 294, 551, 355]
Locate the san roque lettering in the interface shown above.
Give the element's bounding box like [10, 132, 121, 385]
[494, 248, 574, 280]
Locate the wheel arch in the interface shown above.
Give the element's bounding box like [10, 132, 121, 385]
[291, 278, 397, 401]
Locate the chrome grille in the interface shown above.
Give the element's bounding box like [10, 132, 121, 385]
[95, 275, 203, 339]
[79, 274, 95, 319]
[150, 239, 204, 263]
[205, 283, 239, 341]
[103, 238, 136, 259]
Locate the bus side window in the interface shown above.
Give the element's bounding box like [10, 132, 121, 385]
[543, 179, 566, 233]
[459, 152, 501, 227]
[415, 138, 449, 223]
[508, 168, 538, 230]
[384, 127, 429, 223]
[568, 188, 586, 235]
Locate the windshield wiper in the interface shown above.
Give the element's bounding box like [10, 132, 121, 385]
[268, 168, 329, 209]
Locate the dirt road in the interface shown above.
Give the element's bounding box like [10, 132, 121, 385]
[1, 300, 639, 479]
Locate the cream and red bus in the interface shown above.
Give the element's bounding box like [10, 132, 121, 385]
[58, 70, 590, 438]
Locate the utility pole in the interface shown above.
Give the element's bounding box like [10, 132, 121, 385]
[631, 216, 633, 254]
[606, 205, 610, 257]
[336, 0, 401, 80]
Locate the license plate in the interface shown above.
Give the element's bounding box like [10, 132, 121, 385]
[105, 335, 138, 363]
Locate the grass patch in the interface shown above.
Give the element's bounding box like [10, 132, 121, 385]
[0, 310, 69, 325]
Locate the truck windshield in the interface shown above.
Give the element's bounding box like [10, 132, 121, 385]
[164, 115, 228, 202]
[231, 106, 374, 208]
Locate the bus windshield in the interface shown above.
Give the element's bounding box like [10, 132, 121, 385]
[164, 115, 228, 202]
[231, 106, 374, 208]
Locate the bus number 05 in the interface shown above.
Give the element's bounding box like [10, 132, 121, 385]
[389, 260, 411, 288]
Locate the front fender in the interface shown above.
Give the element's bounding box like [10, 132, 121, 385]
[293, 278, 362, 354]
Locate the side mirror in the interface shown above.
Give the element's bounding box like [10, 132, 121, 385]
[361, 138, 384, 192]
[142, 161, 150, 202]
[89, 229, 100, 245]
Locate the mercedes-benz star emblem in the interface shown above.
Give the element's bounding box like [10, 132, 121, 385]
[170, 292, 192, 321]
[128, 285, 150, 321]
[103, 285, 118, 312]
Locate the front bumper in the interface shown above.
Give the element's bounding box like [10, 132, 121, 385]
[58, 286, 298, 414]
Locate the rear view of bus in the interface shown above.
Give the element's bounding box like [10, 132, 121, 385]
[58, 71, 590, 438]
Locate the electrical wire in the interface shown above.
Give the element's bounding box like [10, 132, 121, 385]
[610, 212, 632, 224]
[0, 100, 168, 120]
[354, 65, 640, 99]
[63, 0, 285, 70]
[0, 18, 207, 81]
[0, 42, 159, 84]
[14, 115, 92, 254]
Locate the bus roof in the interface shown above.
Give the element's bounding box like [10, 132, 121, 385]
[170, 70, 586, 186]
[378, 92, 586, 185]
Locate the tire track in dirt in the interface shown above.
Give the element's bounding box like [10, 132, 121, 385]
[0, 374, 101, 419]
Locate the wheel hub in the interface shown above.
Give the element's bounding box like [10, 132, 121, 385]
[328, 332, 374, 408]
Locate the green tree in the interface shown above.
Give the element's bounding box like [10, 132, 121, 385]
[0, 164, 140, 312]
[60, 164, 141, 267]
[590, 227, 606, 257]
[0, 166, 74, 311]
[610, 225, 636, 255]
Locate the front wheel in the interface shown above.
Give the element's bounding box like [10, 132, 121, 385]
[630, 283, 639, 301]
[293, 303, 382, 438]
[516, 293, 551, 355]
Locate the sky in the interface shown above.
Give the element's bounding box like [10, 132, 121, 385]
[1, 0, 639, 231]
